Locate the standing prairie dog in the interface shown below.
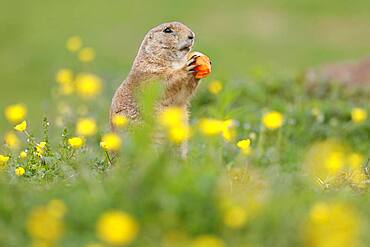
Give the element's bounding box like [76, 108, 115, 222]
[110, 22, 211, 147]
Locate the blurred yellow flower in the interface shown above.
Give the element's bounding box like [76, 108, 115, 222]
[75, 73, 102, 98]
[68, 137, 84, 149]
[78, 47, 95, 62]
[208, 80, 223, 95]
[100, 133, 122, 152]
[0, 155, 10, 166]
[347, 152, 364, 169]
[262, 111, 284, 130]
[15, 167, 25, 176]
[4, 103, 27, 124]
[237, 139, 251, 155]
[36, 142, 47, 156]
[4, 131, 20, 150]
[76, 118, 97, 137]
[304, 202, 360, 247]
[191, 235, 225, 247]
[168, 124, 190, 143]
[60, 83, 74, 95]
[56, 69, 73, 84]
[159, 107, 185, 127]
[47, 199, 67, 219]
[223, 205, 248, 229]
[112, 115, 128, 129]
[198, 118, 236, 141]
[27, 200, 66, 243]
[66, 36, 82, 52]
[351, 107, 367, 124]
[304, 140, 368, 189]
[221, 119, 236, 142]
[198, 119, 224, 136]
[14, 120, 27, 132]
[96, 210, 139, 246]
[20, 151, 28, 159]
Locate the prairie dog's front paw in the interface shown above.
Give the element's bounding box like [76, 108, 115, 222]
[186, 52, 212, 79]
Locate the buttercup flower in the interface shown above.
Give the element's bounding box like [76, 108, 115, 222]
[76, 118, 97, 137]
[208, 80, 223, 95]
[56, 69, 73, 85]
[223, 205, 248, 229]
[75, 73, 102, 98]
[66, 36, 82, 52]
[351, 107, 367, 124]
[27, 200, 66, 243]
[198, 119, 224, 136]
[262, 111, 284, 130]
[304, 202, 360, 247]
[237, 139, 251, 155]
[96, 210, 139, 246]
[36, 142, 47, 156]
[20, 151, 28, 159]
[191, 235, 225, 247]
[68, 137, 84, 149]
[112, 115, 128, 129]
[4, 131, 20, 150]
[14, 120, 27, 132]
[168, 124, 190, 143]
[78, 47, 95, 62]
[100, 133, 122, 152]
[15, 167, 25, 176]
[159, 107, 185, 128]
[4, 104, 27, 124]
[0, 155, 10, 167]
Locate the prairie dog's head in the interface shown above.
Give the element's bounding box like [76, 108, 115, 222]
[141, 22, 195, 61]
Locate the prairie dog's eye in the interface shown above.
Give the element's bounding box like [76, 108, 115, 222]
[163, 27, 173, 33]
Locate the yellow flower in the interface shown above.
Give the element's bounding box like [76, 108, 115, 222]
[159, 107, 185, 127]
[47, 199, 67, 219]
[36, 142, 47, 156]
[351, 107, 367, 124]
[198, 119, 224, 136]
[208, 80, 223, 95]
[221, 119, 236, 142]
[66, 36, 82, 52]
[0, 155, 10, 166]
[112, 115, 128, 129]
[4, 131, 20, 150]
[27, 201, 66, 243]
[20, 151, 28, 159]
[15, 167, 25, 176]
[198, 118, 236, 141]
[76, 118, 97, 137]
[262, 111, 284, 130]
[304, 202, 360, 247]
[68, 137, 84, 149]
[75, 73, 102, 98]
[78, 47, 95, 62]
[96, 210, 139, 246]
[347, 152, 364, 169]
[191, 235, 225, 247]
[56, 69, 73, 84]
[14, 120, 27, 132]
[223, 205, 248, 229]
[168, 124, 190, 143]
[60, 82, 74, 95]
[100, 133, 122, 152]
[4, 103, 27, 124]
[237, 139, 251, 155]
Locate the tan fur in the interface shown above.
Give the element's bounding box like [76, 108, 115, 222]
[110, 22, 201, 154]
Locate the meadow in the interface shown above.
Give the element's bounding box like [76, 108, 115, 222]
[0, 0, 370, 246]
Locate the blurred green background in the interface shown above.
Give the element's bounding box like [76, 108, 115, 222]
[1, 0, 370, 130]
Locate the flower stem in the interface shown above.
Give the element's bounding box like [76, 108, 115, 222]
[105, 150, 113, 166]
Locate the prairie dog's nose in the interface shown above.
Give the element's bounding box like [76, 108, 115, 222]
[188, 32, 195, 40]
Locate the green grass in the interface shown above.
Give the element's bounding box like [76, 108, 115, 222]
[0, 1, 370, 246]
